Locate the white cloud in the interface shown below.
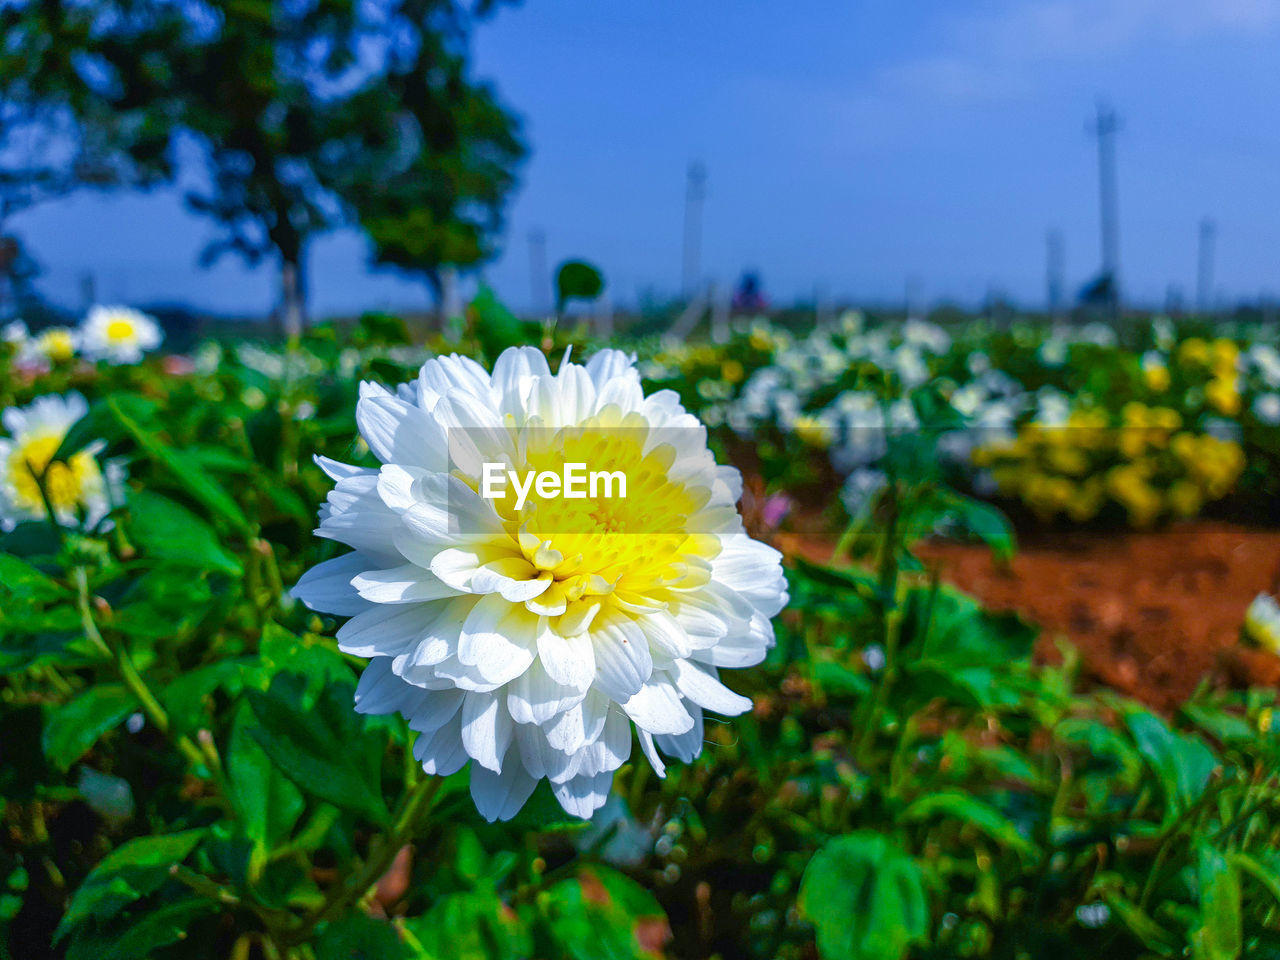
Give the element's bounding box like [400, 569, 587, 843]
[871, 0, 1280, 106]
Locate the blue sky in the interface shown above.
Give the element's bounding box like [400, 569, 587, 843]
[11, 0, 1280, 316]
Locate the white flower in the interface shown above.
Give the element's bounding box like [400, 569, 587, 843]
[0, 393, 123, 530]
[3, 320, 28, 345]
[1245, 593, 1280, 655]
[292, 348, 788, 822]
[18, 326, 79, 367]
[1253, 393, 1280, 426]
[79, 306, 163, 364]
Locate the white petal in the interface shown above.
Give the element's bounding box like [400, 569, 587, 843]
[470, 756, 539, 822]
[356, 392, 447, 469]
[622, 679, 694, 735]
[550, 769, 612, 820]
[457, 594, 538, 685]
[291, 553, 371, 616]
[507, 659, 581, 725]
[591, 617, 653, 702]
[654, 704, 705, 762]
[354, 657, 423, 715]
[637, 730, 666, 778]
[314, 455, 370, 481]
[460, 693, 513, 772]
[692, 611, 774, 668]
[544, 690, 609, 754]
[671, 659, 753, 716]
[536, 624, 595, 692]
[337, 604, 441, 658]
[405, 689, 465, 733]
[352, 564, 458, 603]
[414, 713, 468, 776]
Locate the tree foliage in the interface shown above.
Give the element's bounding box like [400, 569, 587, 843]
[0, 0, 525, 327]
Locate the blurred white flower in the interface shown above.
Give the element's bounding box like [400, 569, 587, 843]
[1245, 594, 1280, 655]
[902, 319, 951, 354]
[1248, 344, 1280, 389]
[0, 392, 124, 530]
[1254, 393, 1280, 425]
[1038, 335, 1068, 367]
[18, 326, 78, 367]
[79, 306, 163, 364]
[841, 467, 886, 517]
[293, 348, 787, 821]
[3, 320, 27, 345]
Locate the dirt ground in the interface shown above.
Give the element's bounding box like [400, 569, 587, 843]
[778, 522, 1280, 711]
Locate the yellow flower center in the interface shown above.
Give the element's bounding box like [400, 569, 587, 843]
[106, 319, 136, 342]
[7, 434, 96, 513]
[467, 413, 721, 624]
[39, 330, 75, 361]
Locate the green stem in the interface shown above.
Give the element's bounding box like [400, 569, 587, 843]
[282, 776, 443, 946]
[74, 567, 235, 813]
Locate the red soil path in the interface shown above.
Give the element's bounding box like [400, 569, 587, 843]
[777, 522, 1280, 711]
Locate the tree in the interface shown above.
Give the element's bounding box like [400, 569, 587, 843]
[0, 0, 174, 315]
[325, 0, 526, 308]
[0, 0, 525, 335]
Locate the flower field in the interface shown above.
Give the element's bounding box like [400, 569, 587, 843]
[3, 299, 1280, 960]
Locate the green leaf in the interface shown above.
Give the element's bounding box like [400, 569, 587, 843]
[246, 674, 389, 825]
[66, 896, 217, 960]
[1126, 711, 1215, 817]
[899, 791, 1039, 862]
[1228, 851, 1280, 908]
[540, 866, 668, 960]
[126, 489, 243, 576]
[160, 658, 253, 735]
[405, 890, 532, 960]
[0, 554, 64, 601]
[55, 829, 206, 941]
[1097, 885, 1176, 955]
[799, 832, 929, 960]
[227, 703, 305, 848]
[106, 395, 252, 535]
[255, 622, 352, 702]
[42, 685, 138, 771]
[52, 398, 124, 462]
[1192, 843, 1241, 960]
[471, 284, 527, 360]
[316, 914, 411, 960]
[913, 586, 1036, 667]
[927, 488, 1016, 565]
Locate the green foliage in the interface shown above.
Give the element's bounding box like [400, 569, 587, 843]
[245, 674, 390, 826]
[2, 307, 1279, 960]
[556, 260, 605, 311]
[800, 832, 928, 960]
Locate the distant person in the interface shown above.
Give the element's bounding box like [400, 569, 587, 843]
[732, 271, 768, 313]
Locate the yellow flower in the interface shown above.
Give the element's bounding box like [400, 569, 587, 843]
[721, 360, 744, 384]
[1167, 480, 1202, 518]
[792, 415, 832, 448]
[1211, 338, 1239, 370]
[1205, 376, 1241, 416]
[1045, 446, 1088, 476]
[1178, 337, 1210, 367]
[1144, 363, 1170, 392]
[35, 328, 77, 363]
[1259, 707, 1273, 735]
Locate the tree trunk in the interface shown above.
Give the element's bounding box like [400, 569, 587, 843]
[280, 256, 307, 341]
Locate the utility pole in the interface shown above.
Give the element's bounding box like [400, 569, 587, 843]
[681, 161, 707, 298]
[1046, 229, 1064, 320]
[1196, 218, 1216, 316]
[527, 228, 548, 315]
[1087, 101, 1121, 311]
